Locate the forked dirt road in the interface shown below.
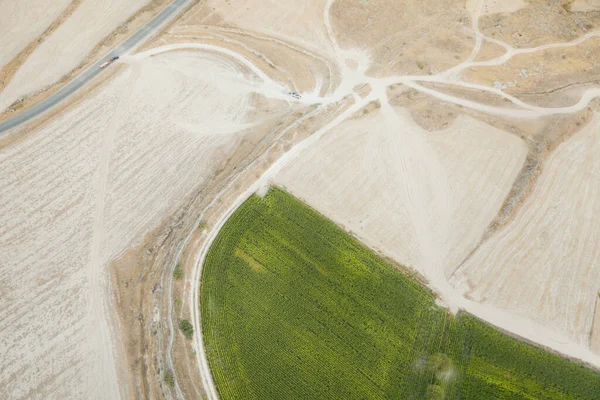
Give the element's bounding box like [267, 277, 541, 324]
[175, 1, 600, 397]
[0, 0, 190, 136]
[3, 1, 599, 398]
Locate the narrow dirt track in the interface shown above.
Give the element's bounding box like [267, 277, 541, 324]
[2, 0, 600, 398]
[178, 2, 600, 396]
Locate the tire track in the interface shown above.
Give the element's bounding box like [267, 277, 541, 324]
[88, 63, 140, 399]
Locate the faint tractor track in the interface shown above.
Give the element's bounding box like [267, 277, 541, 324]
[449, 108, 594, 279]
[448, 145, 543, 279]
[88, 63, 141, 400]
[588, 294, 600, 349]
[168, 103, 332, 398]
[142, 98, 340, 398]
[171, 31, 300, 93]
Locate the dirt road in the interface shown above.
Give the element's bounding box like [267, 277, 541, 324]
[0, 0, 191, 136]
[3, 1, 600, 398]
[182, 1, 600, 392]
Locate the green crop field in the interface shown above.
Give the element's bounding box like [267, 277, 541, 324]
[201, 188, 600, 400]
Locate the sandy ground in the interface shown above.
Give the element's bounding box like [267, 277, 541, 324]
[463, 36, 600, 99]
[0, 0, 71, 69]
[472, 0, 526, 15]
[329, 0, 473, 77]
[196, 0, 334, 57]
[572, 0, 600, 12]
[119, 0, 600, 394]
[179, 0, 600, 389]
[478, 0, 600, 48]
[3, 0, 600, 398]
[0, 0, 151, 111]
[451, 114, 600, 347]
[0, 49, 290, 399]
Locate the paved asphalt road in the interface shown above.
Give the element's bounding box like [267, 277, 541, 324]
[0, 0, 190, 136]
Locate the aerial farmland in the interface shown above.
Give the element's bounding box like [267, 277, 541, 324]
[1, 0, 600, 399]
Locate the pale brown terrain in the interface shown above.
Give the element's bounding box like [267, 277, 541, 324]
[275, 110, 528, 285]
[0, 48, 296, 398]
[2, 0, 600, 398]
[0, 0, 153, 111]
[0, 0, 71, 69]
[451, 114, 600, 346]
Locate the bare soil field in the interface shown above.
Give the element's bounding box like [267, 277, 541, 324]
[0, 49, 293, 399]
[478, 0, 600, 48]
[3, 0, 600, 398]
[475, 0, 526, 15]
[0, 0, 71, 69]
[0, 0, 153, 112]
[463, 36, 600, 99]
[330, 0, 473, 76]
[450, 114, 600, 347]
[572, 0, 600, 12]
[274, 106, 528, 299]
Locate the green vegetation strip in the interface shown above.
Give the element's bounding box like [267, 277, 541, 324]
[201, 188, 600, 399]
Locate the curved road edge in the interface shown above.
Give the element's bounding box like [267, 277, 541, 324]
[188, 97, 368, 400]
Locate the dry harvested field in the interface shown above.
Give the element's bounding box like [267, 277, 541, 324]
[2, 0, 600, 398]
[186, 0, 334, 55]
[476, 0, 526, 15]
[0, 48, 293, 398]
[478, 0, 600, 48]
[572, 0, 600, 12]
[0, 0, 71, 69]
[451, 114, 600, 346]
[274, 108, 528, 293]
[0, 0, 156, 112]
